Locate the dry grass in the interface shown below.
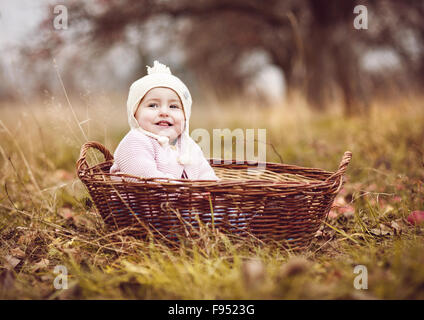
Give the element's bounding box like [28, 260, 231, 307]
[0, 92, 424, 299]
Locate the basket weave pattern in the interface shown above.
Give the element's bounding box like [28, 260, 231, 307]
[76, 142, 352, 250]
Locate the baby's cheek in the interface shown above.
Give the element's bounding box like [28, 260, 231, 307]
[172, 128, 182, 140]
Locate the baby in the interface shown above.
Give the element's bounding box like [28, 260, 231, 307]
[110, 60, 218, 181]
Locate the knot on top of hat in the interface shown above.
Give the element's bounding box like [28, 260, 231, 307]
[147, 60, 172, 75]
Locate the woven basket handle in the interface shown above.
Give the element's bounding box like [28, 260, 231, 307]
[326, 151, 352, 182]
[76, 141, 113, 173]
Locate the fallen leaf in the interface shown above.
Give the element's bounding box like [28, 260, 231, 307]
[32, 259, 50, 272]
[4, 255, 21, 270]
[17, 230, 37, 245]
[59, 208, 74, 220]
[370, 223, 393, 236]
[10, 247, 26, 258]
[390, 220, 402, 235]
[329, 202, 355, 219]
[343, 211, 355, 219]
[407, 211, 424, 226]
[328, 210, 340, 219]
[392, 196, 402, 203]
[340, 205, 355, 218]
[369, 229, 387, 236]
[334, 196, 347, 207]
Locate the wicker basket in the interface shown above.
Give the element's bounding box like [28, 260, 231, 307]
[76, 141, 352, 250]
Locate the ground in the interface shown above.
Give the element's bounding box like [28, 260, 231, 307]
[0, 94, 423, 299]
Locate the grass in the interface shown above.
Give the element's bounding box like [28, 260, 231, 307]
[0, 92, 423, 299]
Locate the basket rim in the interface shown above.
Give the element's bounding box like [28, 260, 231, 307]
[76, 141, 352, 191]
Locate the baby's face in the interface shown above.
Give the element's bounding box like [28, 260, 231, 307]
[135, 87, 185, 143]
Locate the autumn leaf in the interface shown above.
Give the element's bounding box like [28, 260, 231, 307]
[328, 210, 339, 219]
[10, 247, 26, 258]
[370, 223, 393, 236]
[392, 196, 402, 203]
[390, 220, 402, 235]
[4, 255, 21, 270]
[32, 259, 50, 272]
[17, 231, 38, 245]
[407, 211, 424, 226]
[59, 207, 75, 220]
[329, 196, 355, 219]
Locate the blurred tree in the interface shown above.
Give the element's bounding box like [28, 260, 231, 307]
[27, 0, 424, 115]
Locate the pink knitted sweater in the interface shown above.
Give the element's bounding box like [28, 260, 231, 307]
[110, 129, 218, 181]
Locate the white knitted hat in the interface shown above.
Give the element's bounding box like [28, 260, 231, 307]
[127, 60, 194, 164]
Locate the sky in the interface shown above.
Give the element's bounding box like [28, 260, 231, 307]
[0, 0, 49, 51]
[0, 0, 50, 92]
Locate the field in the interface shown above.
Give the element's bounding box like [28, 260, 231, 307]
[1, 93, 423, 299]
